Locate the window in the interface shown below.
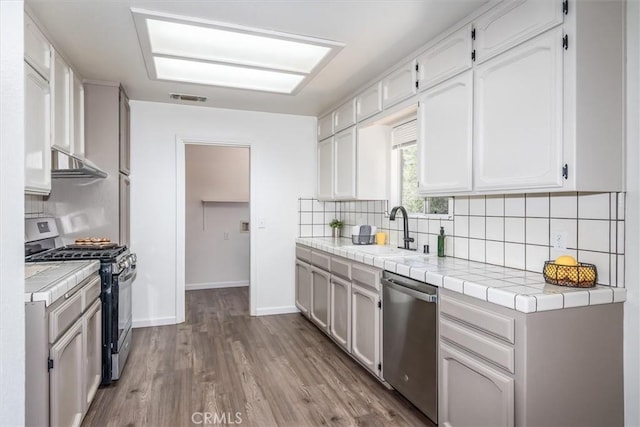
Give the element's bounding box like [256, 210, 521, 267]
[389, 119, 451, 217]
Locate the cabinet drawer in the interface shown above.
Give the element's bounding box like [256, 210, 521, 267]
[311, 251, 331, 271]
[296, 245, 312, 263]
[334, 98, 356, 132]
[331, 257, 352, 280]
[474, 0, 564, 63]
[416, 24, 472, 91]
[49, 291, 82, 343]
[440, 293, 515, 343]
[356, 82, 382, 121]
[81, 275, 101, 312]
[440, 317, 515, 373]
[318, 113, 334, 140]
[351, 263, 381, 291]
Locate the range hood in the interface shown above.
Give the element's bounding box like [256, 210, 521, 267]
[51, 148, 108, 179]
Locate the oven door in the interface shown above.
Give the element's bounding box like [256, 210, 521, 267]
[113, 266, 136, 352]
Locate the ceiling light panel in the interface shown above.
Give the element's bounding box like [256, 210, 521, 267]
[147, 19, 331, 74]
[155, 57, 305, 93]
[132, 8, 344, 94]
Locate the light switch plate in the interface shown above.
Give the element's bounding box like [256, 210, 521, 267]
[258, 218, 266, 229]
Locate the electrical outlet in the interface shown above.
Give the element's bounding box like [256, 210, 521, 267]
[223, 232, 230, 240]
[552, 231, 568, 250]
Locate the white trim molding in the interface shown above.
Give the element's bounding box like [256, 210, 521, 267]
[256, 306, 300, 316]
[132, 316, 177, 328]
[186, 281, 249, 291]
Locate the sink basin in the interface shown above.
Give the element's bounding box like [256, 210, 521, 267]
[342, 245, 416, 257]
[384, 254, 438, 268]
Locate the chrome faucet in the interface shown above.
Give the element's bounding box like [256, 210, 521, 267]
[389, 206, 415, 250]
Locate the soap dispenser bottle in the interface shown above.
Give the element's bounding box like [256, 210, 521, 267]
[437, 226, 446, 257]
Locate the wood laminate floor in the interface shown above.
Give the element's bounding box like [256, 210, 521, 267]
[83, 287, 434, 427]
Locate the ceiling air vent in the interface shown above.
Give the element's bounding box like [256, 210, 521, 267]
[169, 93, 207, 102]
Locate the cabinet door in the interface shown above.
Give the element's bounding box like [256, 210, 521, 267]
[382, 60, 417, 108]
[440, 342, 514, 427]
[474, 0, 564, 63]
[317, 138, 334, 200]
[416, 24, 473, 91]
[119, 174, 130, 246]
[351, 283, 380, 375]
[318, 113, 334, 140]
[83, 299, 102, 409]
[50, 320, 85, 427]
[119, 87, 131, 175]
[474, 28, 563, 191]
[51, 50, 72, 152]
[24, 14, 51, 80]
[334, 99, 356, 133]
[330, 276, 351, 352]
[418, 70, 473, 194]
[310, 266, 330, 332]
[356, 82, 382, 122]
[25, 63, 52, 195]
[71, 71, 85, 157]
[333, 128, 357, 200]
[295, 260, 311, 317]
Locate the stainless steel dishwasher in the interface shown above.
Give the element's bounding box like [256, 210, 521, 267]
[382, 271, 438, 423]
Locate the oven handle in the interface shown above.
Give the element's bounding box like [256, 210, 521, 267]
[382, 277, 438, 303]
[118, 268, 137, 285]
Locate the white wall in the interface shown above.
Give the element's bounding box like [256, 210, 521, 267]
[130, 101, 316, 325]
[0, 2, 26, 425]
[185, 145, 250, 287]
[625, 1, 640, 425]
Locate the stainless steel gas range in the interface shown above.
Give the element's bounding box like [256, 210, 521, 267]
[25, 217, 137, 384]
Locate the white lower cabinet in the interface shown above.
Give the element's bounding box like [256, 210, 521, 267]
[329, 275, 351, 351]
[310, 266, 330, 331]
[350, 282, 380, 375]
[440, 342, 514, 427]
[49, 320, 84, 427]
[295, 260, 311, 316]
[418, 70, 473, 194]
[83, 299, 102, 407]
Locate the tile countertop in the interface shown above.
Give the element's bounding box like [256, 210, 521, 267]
[25, 260, 100, 306]
[296, 237, 626, 313]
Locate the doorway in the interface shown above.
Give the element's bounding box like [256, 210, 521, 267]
[176, 139, 255, 322]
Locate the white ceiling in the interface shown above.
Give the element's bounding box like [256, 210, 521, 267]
[26, 0, 488, 116]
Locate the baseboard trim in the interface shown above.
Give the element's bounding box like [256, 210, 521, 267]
[185, 281, 249, 291]
[133, 316, 177, 328]
[255, 306, 300, 316]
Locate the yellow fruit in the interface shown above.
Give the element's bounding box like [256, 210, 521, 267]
[544, 263, 558, 279]
[555, 255, 578, 266]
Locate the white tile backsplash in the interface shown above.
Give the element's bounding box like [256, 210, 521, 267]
[299, 192, 625, 286]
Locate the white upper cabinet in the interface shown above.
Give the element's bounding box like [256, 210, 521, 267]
[356, 82, 382, 122]
[318, 113, 334, 141]
[334, 98, 356, 133]
[382, 60, 417, 109]
[333, 127, 357, 199]
[474, 28, 563, 191]
[474, 0, 564, 63]
[25, 63, 52, 195]
[24, 14, 51, 81]
[51, 50, 72, 153]
[71, 71, 85, 157]
[317, 138, 334, 200]
[418, 70, 473, 194]
[416, 24, 473, 91]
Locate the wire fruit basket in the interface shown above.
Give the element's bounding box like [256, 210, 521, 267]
[543, 261, 598, 288]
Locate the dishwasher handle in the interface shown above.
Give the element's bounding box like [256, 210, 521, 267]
[382, 277, 438, 303]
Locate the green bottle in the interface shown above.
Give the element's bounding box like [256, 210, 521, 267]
[437, 226, 446, 257]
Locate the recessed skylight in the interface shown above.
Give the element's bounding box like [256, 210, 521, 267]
[132, 9, 344, 95]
